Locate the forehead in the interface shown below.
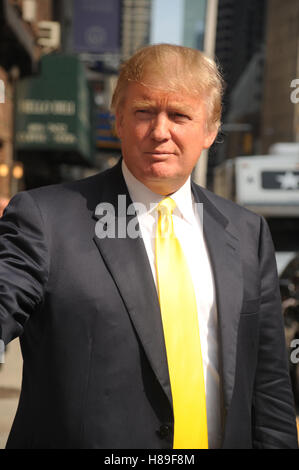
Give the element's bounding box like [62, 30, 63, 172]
[124, 81, 203, 112]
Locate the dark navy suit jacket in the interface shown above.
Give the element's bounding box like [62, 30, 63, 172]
[0, 160, 297, 448]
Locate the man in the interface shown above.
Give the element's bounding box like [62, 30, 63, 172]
[0, 44, 297, 449]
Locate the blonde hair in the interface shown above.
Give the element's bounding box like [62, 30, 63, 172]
[111, 44, 224, 132]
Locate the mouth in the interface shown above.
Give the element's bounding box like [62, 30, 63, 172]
[144, 151, 175, 158]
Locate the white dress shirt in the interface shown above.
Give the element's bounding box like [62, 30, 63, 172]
[122, 160, 222, 448]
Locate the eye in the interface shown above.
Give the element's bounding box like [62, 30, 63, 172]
[135, 109, 153, 119]
[170, 112, 190, 122]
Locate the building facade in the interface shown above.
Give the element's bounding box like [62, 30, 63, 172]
[209, 0, 267, 175]
[0, 0, 56, 198]
[121, 0, 152, 60]
[261, 0, 299, 152]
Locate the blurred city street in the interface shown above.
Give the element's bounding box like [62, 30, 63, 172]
[0, 340, 22, 448]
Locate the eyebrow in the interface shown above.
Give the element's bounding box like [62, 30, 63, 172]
[131, 99, 195, 115]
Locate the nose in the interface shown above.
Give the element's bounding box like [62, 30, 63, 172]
[150, 113, 171, 142]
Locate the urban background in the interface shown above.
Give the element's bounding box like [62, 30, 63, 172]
[0, 0, 298, 448]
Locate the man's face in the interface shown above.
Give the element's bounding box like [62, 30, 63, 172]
[116, 79, 218, 195]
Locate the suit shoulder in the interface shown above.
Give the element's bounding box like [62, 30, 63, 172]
[26, 172, 100, 200]
[195, 183, 262, 223]
[19, 166, 115, 211]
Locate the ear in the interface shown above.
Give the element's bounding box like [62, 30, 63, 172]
[203, 127, 218, 149]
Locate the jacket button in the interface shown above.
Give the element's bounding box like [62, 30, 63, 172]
[156, 423, 172, 440]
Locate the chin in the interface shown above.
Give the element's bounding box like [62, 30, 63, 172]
[149, 168, 172, 179]
[147, 161, 179, 179]
[141, 167, 184, 194]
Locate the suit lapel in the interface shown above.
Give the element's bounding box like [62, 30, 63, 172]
[92, 162, 172, 406]
[192, 183, 243, 413]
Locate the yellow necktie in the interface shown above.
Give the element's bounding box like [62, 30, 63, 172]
[155, 197, 208, 449]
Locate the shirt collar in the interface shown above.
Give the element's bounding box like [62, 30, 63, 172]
[121, 160, 195, 224]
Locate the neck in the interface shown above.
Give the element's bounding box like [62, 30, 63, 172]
[139, 177, 189, 196]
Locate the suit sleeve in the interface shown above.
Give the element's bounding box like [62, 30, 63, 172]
[0, 191, 49, 346]
[252, 215, 298, 448]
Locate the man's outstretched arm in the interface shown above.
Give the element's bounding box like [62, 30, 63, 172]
[0, 191, 49, 346]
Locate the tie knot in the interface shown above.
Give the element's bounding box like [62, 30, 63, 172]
[157, 197, 176, 216]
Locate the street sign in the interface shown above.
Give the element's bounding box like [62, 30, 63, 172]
[15, 54, 94, 162]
